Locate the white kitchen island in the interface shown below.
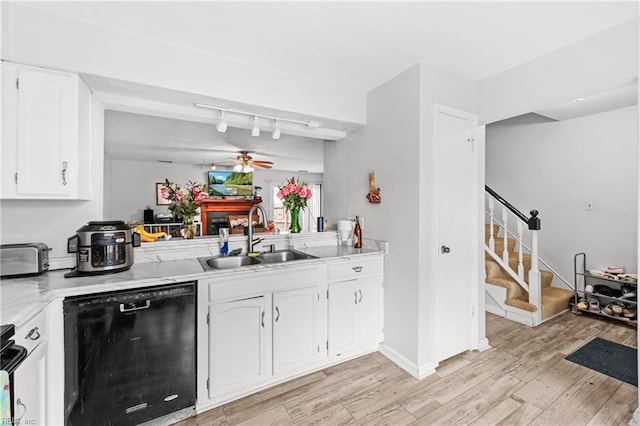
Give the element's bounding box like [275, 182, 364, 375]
[0, 232, 387, 425]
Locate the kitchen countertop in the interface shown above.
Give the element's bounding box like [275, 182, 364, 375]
[1, 234, 386, 328]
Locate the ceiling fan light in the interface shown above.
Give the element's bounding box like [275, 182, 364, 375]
[216, 110, 227, 133]
[272, 119, 281, 140]
[251, 116, 260, 137]
[233, 164, 242, 172]
[243, 165, 254, 173]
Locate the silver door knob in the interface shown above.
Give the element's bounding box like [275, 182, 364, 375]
[441, 245, 451, 254]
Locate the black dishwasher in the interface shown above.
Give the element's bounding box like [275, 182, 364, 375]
[63, 282, 196, 426]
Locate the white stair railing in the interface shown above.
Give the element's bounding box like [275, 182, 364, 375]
[485, 185, 542, 325]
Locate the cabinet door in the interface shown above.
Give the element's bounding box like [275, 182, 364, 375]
[17, 66, 77, 197]
[1, 63, 90, 199]
[272, 286, 321, 375]
[354, 276, 382, 347]
[13, 342, 47, 425]
[209, 296, 268, 398]
[328, 280, 359, 357]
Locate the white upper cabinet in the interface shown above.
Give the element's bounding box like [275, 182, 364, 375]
[1, 62, 91, 199]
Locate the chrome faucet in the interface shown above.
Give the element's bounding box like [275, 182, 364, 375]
[247, 204, 269, 253]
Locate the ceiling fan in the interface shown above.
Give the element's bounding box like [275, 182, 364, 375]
[218, 151, 273, 172]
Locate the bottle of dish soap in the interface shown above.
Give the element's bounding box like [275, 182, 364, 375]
[353, 216, 362, 249]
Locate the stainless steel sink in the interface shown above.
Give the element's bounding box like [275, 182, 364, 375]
[198, 250, 316, 271]
[198, 255, 261, 270]
[256, 250, 317, 264]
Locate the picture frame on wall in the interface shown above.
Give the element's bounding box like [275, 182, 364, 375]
[156, 183, 170, 205]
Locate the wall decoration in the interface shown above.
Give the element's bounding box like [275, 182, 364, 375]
[366, 172, 381, 204]
[156, 183, 171, 205]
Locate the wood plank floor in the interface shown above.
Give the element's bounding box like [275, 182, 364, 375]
[176, 312, 637, 425]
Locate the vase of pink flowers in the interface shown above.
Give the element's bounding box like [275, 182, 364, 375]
[276, 177, 312, 233]
[161, 179, 208, 238]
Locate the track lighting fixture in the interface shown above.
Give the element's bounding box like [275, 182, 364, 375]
[195, 103, 324, 138]
[216, 110, 227, 133]
[272, 119, 281, 140]
[251, 116, 260, 137]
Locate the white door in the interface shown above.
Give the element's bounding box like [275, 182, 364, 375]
[209, 296, 268, 397]
[328, 280, 358, 357]
[435, 105, 478, 362]
[272, 286, 320, 375]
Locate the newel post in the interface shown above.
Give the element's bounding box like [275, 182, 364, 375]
[527, 209, 542, 325]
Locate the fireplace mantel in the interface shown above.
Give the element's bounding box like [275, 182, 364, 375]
[200, 198, 263, 235]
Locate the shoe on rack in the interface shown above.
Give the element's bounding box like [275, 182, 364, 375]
[588, 298, 600, 313]
[611, 302, 624, 316]
[623, 306, 636, 319]
[577, 299, 588, 310]
[602, 304, 614, 315]
[622, 285, 636, 299]
[605, 265, 624, 274]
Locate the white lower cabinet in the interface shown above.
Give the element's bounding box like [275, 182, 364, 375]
[14, 342, 47, 425]
[200, 255, 384, 407]
[205, 266, 325, 400]
[328, 276, 382, 357]
[13, 310, 48, 426]
[272, 285, 322, 375]
[209, 296, 269, 398]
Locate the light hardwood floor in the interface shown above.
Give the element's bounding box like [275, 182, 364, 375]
[177, 312, 637, 425]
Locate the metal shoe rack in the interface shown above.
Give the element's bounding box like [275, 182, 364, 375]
[573, 252, 637, 326]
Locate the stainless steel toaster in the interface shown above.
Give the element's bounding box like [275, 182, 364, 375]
[0, 243, 50, 278]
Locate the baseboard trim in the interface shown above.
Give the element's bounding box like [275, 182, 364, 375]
[485, 304, 506, 317]
[378, 343, 436, 380]
[476, 338, 491, 352]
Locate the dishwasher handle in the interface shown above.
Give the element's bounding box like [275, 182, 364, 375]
[119, 300, 151, 312]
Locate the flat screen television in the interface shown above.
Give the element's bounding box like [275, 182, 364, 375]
[207, 171, 253, 197]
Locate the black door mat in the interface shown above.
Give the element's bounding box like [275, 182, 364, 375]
[565, 337, 637, 386]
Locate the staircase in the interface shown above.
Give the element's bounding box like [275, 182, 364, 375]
[484, 186, 574, 326]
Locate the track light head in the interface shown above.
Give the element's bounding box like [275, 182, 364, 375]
[272, 119, 281, 140]
[216, 110, 227, 133]
[251, 116, 260, 137]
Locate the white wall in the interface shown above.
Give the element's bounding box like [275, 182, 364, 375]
[105, 157, 322, 224]
[486, 106, 638, 283]
[2, 2, 365, 124]
[324, 63, 480, 375]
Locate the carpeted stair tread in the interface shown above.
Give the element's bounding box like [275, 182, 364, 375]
[541, 286, 574, 320]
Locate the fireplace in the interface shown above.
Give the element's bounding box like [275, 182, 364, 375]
[199, 198, 263, 236]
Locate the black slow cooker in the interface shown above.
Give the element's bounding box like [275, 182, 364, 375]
[65, 221, 141, 277]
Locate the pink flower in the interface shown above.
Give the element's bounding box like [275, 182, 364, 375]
[276, 190, 284, 199]
[175, 193, 183, 202]
[193, 186, 201, 195]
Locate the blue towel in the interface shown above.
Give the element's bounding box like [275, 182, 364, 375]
[0, 370, 9, 422]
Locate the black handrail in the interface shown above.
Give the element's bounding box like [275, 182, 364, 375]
[485, 185, 540, 230]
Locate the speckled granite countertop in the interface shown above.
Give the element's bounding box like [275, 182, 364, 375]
[1, 233, 386, 328]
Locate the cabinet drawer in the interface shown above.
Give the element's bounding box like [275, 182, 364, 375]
[15, 310, 46, 353]
[328, 257, 383, 282]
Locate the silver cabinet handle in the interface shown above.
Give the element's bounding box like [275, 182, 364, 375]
[16, 398, 26, 422]
[275, 306, 280, 323]
[354, 291, 358, 304]
[261, 311, 265, 328]
[62, 161, 68, 186]
[352, 266, 363, 272]
[358, 289, 363, 303]
[25, 326, 40, 341]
